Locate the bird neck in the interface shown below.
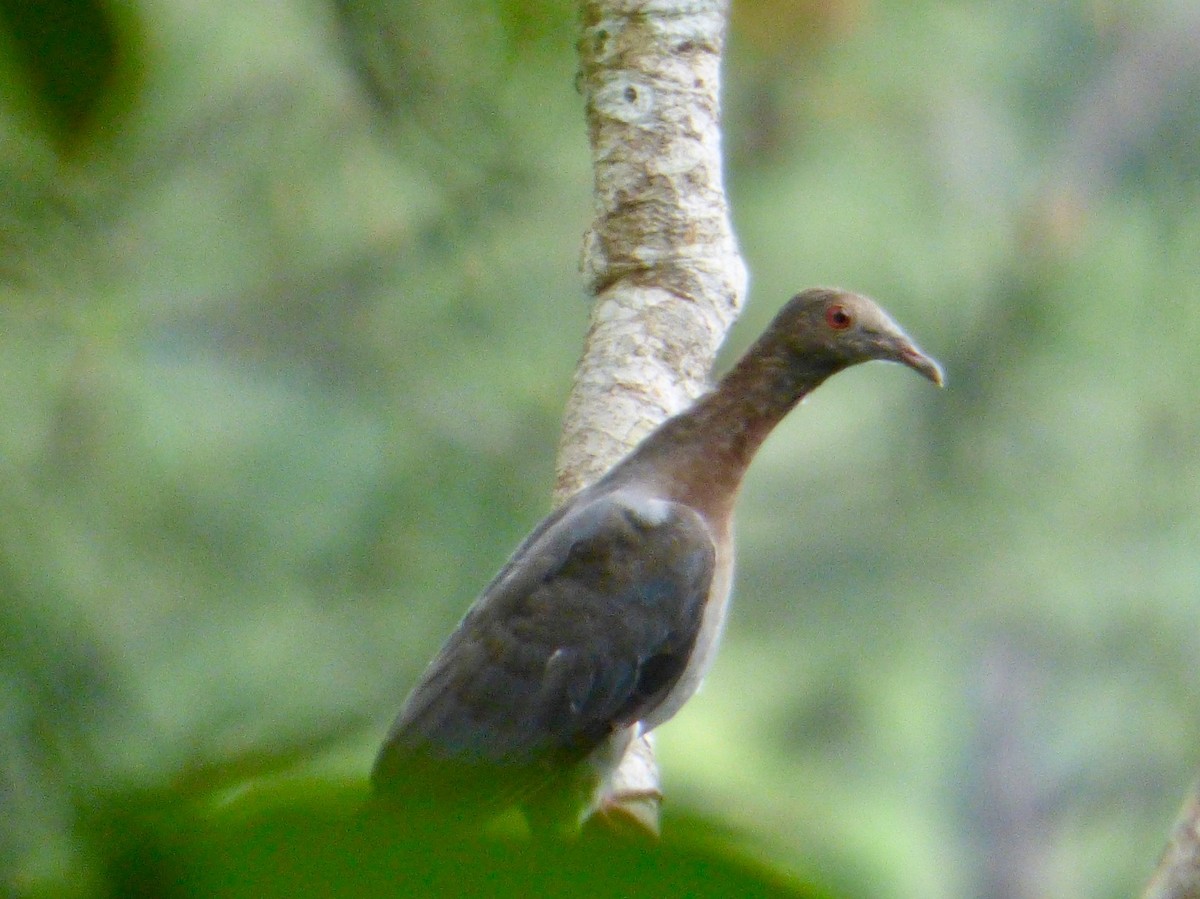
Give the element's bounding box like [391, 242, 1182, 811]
[629, 334, 838, 523]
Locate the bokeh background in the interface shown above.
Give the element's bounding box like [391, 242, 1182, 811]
[2, 0, 1199, 896]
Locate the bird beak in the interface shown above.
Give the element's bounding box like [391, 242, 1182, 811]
[895, 343, 944, 386]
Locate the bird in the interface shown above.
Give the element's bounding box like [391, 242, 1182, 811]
[371, 287, 943, 833]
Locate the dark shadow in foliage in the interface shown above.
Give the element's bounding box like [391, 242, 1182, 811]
[0, 0, 142, 152]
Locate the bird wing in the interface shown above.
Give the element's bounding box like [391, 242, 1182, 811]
[372, 487, 715, 800]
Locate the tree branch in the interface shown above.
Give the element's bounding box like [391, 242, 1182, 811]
[1142, 780, 1200, 899]
[555, 0, 746, 833]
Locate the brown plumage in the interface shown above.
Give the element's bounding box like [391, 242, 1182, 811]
[372, 287, 942, 829]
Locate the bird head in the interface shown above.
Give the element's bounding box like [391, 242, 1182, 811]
[773, 287, 944, 386]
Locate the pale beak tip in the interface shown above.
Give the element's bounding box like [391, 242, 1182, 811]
[900, 347, 945, 387]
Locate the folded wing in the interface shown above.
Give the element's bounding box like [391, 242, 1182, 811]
[371, 488, 715, 811]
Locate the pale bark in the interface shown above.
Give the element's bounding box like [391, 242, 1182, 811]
[555, 0, 747, 833]
[1142, 781, 1200, 899]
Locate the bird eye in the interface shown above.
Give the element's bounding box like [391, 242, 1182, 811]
[825, 304, 853, 330]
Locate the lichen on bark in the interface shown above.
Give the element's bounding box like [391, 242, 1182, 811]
[555, 0, 747, 832]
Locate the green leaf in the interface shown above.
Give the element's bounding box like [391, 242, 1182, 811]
[70, 781, 837, 898]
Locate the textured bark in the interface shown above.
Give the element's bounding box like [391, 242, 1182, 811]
[555, 0, 746, 832]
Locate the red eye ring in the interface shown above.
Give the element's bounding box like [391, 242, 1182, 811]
[825, 304, 853, 330]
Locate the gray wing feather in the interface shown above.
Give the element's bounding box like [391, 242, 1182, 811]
[372, 488, 715, 806]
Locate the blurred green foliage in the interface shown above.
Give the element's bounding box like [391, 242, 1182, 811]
[63, 780, 829, 898]
[2, 0, 1200, 896]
